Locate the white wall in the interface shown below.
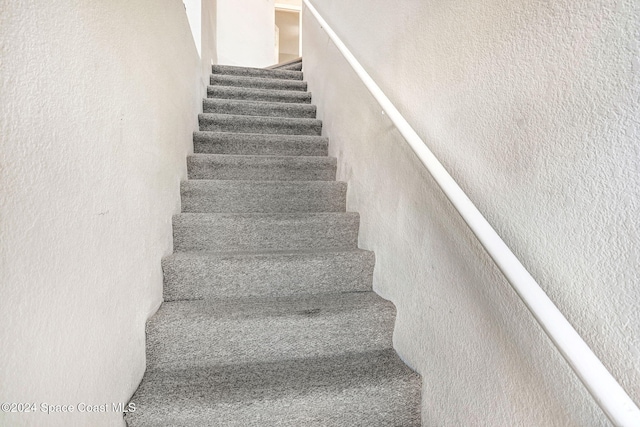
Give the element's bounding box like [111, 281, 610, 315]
[303, 0, 639, 424]
[184, 0, 203, 56]
[183, 0, 218, 98]
[201, 0, 218, 92]
[0, 1, 202, 426]
[217, 0, 276, 67]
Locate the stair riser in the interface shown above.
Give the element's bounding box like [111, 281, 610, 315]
[280, 62, 303, 71]
[199, 115, 322, 136]
[211, 75, 307, 91]
[173, 213, 359, 252]
[187, 156, 336, 181]
[146, 298, 395, 370]
[203, 99, 317, 118]
[181, 181, 346, 213]
[212, 64, 302, 80]
[207, 86, 311, 104]
[163, 251, 375, 301]
[193, 133, 328, 156]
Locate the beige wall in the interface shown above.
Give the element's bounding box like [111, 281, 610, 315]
[276, 10, 300, 63]
[0, 1, 203, 425]
[217, 0, 276, 67]
[303, 0, 639, 424]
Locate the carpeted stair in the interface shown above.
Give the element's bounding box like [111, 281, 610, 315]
[267, 57, 303, 71]
[125, 61, 421, 426]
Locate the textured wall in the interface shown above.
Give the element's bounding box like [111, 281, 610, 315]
[217, 0, 276, 67]
[0, 1, 201, 426]
[303, 0, 639, 424]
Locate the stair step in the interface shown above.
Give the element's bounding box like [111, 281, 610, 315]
[181, 180, 346, 213]
[193, 132, 328, 156]
[126, 349, 421, 427]
[172, 212, 359, 252]
[207, 86, 311, 104]
[147, 292, 395, 370]
[268, 57, 302, 70]
[210, 74, 307, 91]
[162, 249, 375, 301]
[203, 98, 316, 118]
[187, 154, 336, 181]
[279, 62, 303, 71]
[212, 64, 302, 80]
[199, 114, 322, 135]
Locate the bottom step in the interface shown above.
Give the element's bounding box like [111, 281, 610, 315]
[125, 349, 421, 427]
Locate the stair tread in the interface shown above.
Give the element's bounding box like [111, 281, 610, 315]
[204, 98, 313, 108]
[193, 132, 328, 156]
[174, 211, 357, 219]
[199, 113, 321, 124]
[126, 349, 421, 427]
[279, 62, 303, 71]
[199, 114, 322, 136]
[203, 98, 316, 118]
[188, 152, 332, 159]
[212, 64, 303, 80]
[210, 74, 308, 91]
[165, 247, 372, 259]
[145, 292, 397, 370]
[207, 85, 312, 103]
[172, 212, 359, 252]
[150, 291, 392, 325]
[187, 154, 336, 181]
[268, 58, 302, 69]
[181, 180, 346, 213]
[162, 248, 375, 301]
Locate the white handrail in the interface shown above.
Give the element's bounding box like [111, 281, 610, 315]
[302, 1, 640, 425]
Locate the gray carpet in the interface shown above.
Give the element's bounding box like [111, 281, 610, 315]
[125, 60, 421, 426]
[270, 58, 303, 72]
[192, 132, 328, 156]
[212, 64, 302, 80]
[198, 113, 322, 135]
[279, 62, 303, 71]
[207, 85, 312, 103]
[203, 98, 317, 118]
[187, 154, 336, 181]
[210, 74, 307, 91]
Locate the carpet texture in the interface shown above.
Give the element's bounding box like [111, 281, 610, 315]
[192, 132, 328, 156]
[125, 60, 421, 426]
[207, 85, 312, 103]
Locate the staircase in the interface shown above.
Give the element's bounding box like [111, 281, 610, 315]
[125, 60, 421, 426]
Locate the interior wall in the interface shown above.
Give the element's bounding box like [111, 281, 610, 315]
[201, 0, 218, 93]
[217, 0, 276, 67]
[302, 0, 639, 424]
[184, 0, 202, 56]
[275, 10, 300, 63]
[0, 1, 201, 425]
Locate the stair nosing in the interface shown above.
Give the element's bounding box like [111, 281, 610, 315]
[203, 98, 314, 108]
[193, 131, 328, 140]
[164, 247, 372, 259]
[187, 153, 334, 160]
[199, 112, 321, 123]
